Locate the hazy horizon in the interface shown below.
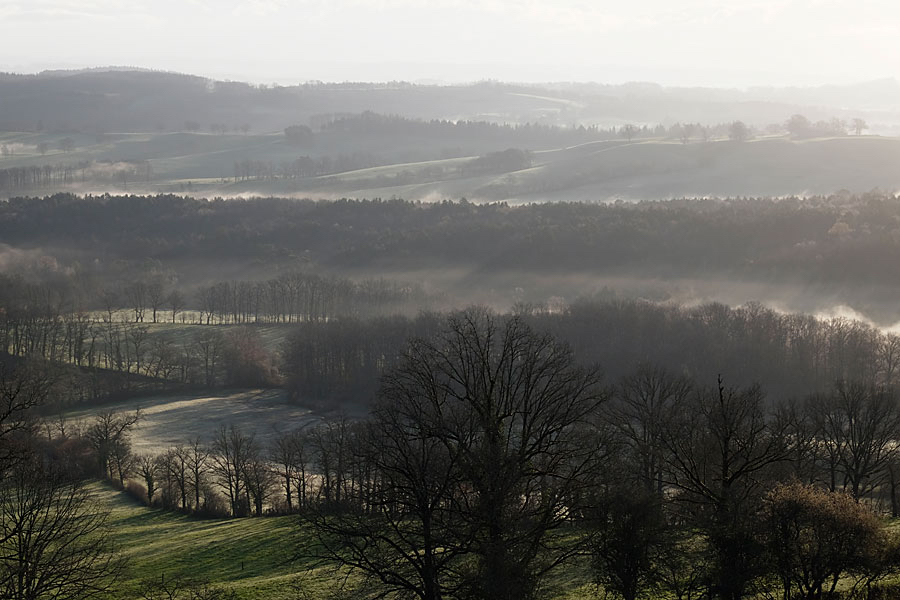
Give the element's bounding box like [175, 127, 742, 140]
[4, 1, 900, 88]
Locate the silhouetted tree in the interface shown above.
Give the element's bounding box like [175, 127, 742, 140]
[589, 487, 669, 600]
[0, 459, 122, 599]
[663, 378, 787, 600]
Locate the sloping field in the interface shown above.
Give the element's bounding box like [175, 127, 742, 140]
[218, 136, 900, 203]
[94, 482, 338, 599]
[94, 482, 594, 599]
[63, 389, 348, 454]
[5, 130, 900, 201]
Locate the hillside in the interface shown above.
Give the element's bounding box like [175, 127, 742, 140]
[94, 482, 593, 599]
[3, 129, 900, 202]
[3, 69, 900, 201]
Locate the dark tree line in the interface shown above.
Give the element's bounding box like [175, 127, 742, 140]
[194, 273, 420, 325]
[232, 152, 383, 181]
[316, 111, 628, 152]
[6, 193, 900, 297]
[0, 160, 154, 192]
[0, 268, 421, 397]
[282, 299, 900, 404]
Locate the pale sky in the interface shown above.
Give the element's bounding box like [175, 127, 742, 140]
[2, 0, 899, 86]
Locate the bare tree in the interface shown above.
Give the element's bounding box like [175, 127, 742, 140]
[306, 309, 605, 600]
[86, 410, 141, 484]
[606, 363, 692, 497]
[165, 446, 191, 510]
[812, 381, 900, 499]
[211, 424, 254, 516]
[137, 453, 161, 505]
[147, 280, 165, 324]
[0, 361, 52, 473]
[185, 437, 211, 511]
[167, 289, 186, 324]
[0, 459, 122, 599]
[125, 281, 148, 323]
[270, 429, 301, 512]
[243, 452, 276, 517]
[662, 377, 787, 600]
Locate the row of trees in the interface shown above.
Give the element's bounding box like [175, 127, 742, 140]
[232, 152, 383, 181]
[618, 113, 869, 145]
[282, 299, 900, 404]
[0, 269, 421, 389]
[0, 159, 155, 192]
[5, 280, 900, 410]
[194, 273, 420, 325]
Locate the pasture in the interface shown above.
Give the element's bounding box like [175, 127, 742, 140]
[95, 482, 594, 600]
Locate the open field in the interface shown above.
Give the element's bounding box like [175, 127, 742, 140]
[5, 129, 900, 202]
[94, 482, 595, 600]
[95, 482, 337, 599]
[62, 389, 362, 454]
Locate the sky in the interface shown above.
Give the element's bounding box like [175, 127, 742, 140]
[2, 0, 900, 87]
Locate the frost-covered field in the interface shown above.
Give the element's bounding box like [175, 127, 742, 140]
[63, 389, 348, 453]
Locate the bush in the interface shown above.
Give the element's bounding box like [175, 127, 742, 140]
[196, 491, 231, 519]
[124, 481, 148, 505]
[764, 482, 891, 599]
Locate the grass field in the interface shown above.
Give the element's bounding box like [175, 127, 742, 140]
[95, 482, 595, 599]
[96, 482, 337, 599]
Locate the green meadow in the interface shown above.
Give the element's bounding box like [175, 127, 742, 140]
[96, 483, 594, 599]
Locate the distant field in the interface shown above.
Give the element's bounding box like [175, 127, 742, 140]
[5, 130, 900, 201]
[62, 389, 360, 454]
